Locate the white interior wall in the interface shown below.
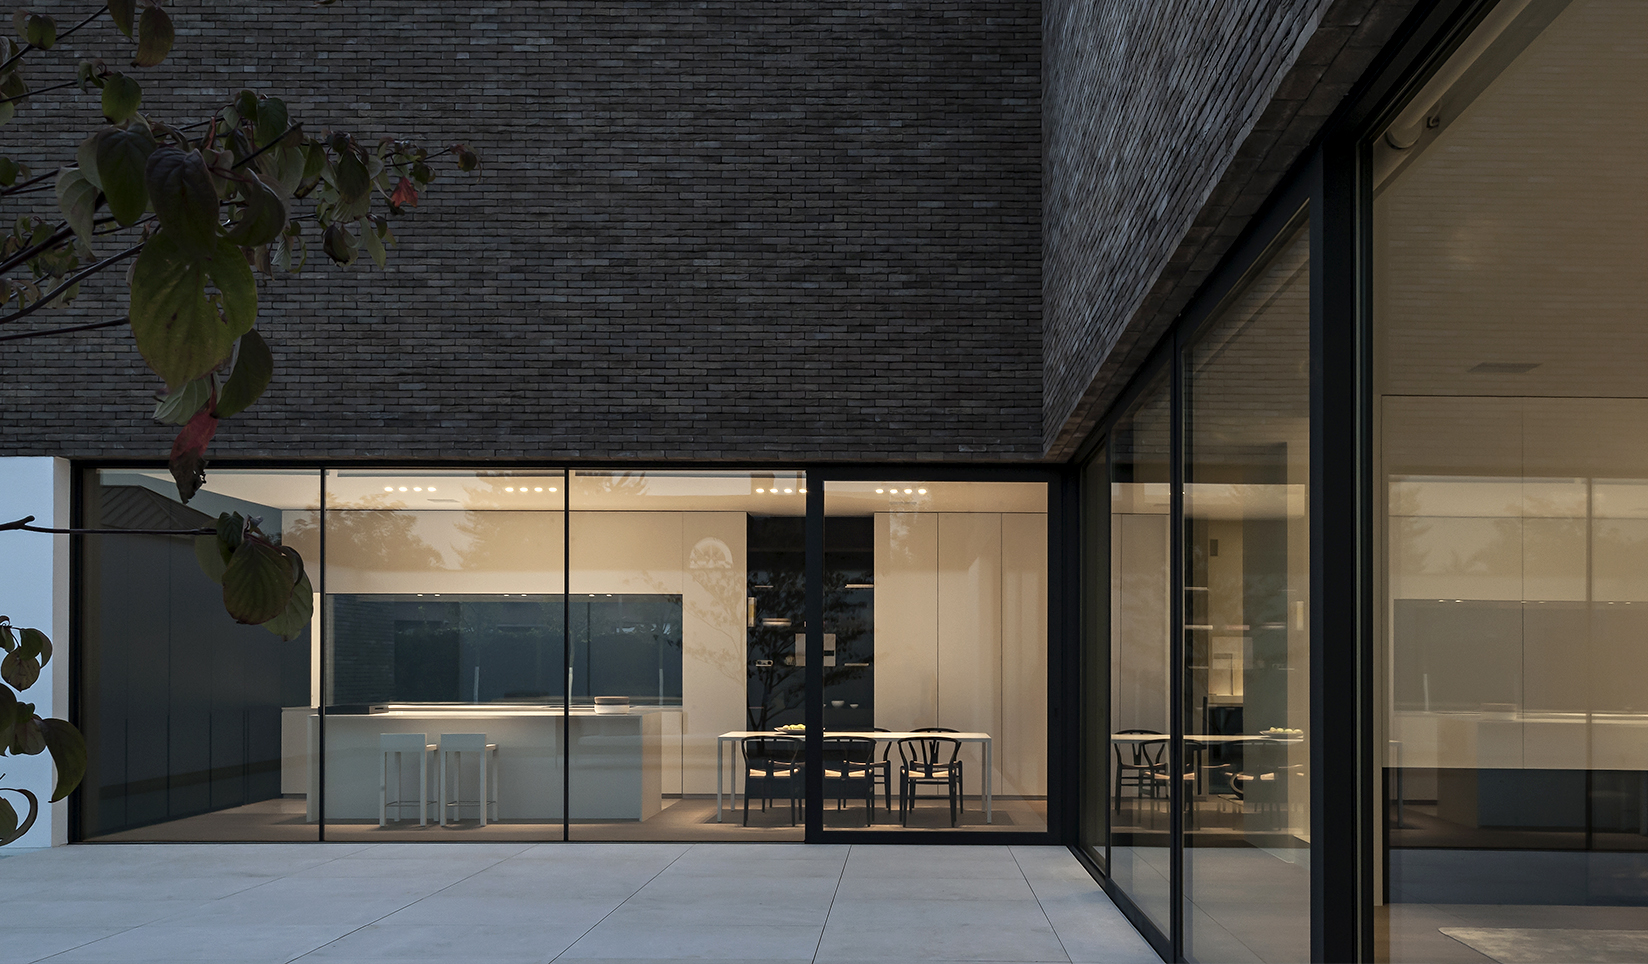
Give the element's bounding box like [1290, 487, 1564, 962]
[875, 510, 1048, 796]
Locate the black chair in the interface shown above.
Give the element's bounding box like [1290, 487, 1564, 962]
[823, 736, 878, 826]
[896, 736, 963, 827]
[742, 736, 803, 826]
[913, 726, 965, 813]
[870, 727, 895, 813]
[1113, 729, 1167, 814]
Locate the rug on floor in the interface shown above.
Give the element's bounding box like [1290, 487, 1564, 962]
[1440, 927, 1648, 963]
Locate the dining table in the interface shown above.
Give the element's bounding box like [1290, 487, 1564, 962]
[715, 729, 995, 823]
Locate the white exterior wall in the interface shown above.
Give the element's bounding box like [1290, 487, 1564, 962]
[0, 457, 71, 849]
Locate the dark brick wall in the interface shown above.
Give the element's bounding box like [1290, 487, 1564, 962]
[1042, 0, 1418, 459]
[0, 1, 1040, 463]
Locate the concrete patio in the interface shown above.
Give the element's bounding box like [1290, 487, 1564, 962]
[0, 843, 1159, 964]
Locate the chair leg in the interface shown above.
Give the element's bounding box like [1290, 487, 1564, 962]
[743, 779, 751, 826]
[479, 749, 488, 828]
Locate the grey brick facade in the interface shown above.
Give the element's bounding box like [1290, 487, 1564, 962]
[1, 1, 1041, 463]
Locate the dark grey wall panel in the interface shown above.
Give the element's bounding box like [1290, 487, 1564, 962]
[1, 1, 1041, 463]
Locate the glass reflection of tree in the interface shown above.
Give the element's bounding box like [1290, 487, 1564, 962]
[747, 541, 870, 732]
[293, 494, 444, 571]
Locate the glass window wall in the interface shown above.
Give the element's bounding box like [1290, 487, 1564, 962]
[78, 469, 321, 842]
[1373, 1, 1648, 959]
[820, 480, 1049, 832]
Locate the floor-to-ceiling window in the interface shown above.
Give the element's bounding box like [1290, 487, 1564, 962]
[1182, 219, 1311, 963]
[1372, 1, 1648, 959]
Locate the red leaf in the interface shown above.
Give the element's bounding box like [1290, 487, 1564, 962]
[169, 404, 219, 503]
[390, 177, 418, 209]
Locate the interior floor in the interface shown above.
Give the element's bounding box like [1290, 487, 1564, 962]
[84, 795, 1047, 843]
[1379, 903, 1648, 963]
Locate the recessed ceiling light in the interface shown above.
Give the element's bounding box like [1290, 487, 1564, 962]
[398, 486, 408, 492]
[535, 487, 543, 492]
[918, 488, 927, 494]
[876, 488, 884, 494]
[413, 487, 423, 492]
[549, 487, 557, 492]
[903, 488, 913, 494]
[785, 488, 794, 494]
[506, 486, 515, 492]
[799, 488, 807, 494]
[756, 488, 765, 493]
[383, 486, 393, 492]
[427, 487, 436, 492]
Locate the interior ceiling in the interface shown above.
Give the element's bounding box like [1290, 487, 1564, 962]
[111, 470, 1046, 515]
[1376, 0, 1648, 399]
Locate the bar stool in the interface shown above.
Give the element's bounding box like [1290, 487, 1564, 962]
[379, 732, 435, 827]
[438, 732, 499, 826]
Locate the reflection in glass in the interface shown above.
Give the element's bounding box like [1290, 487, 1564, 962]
[568, 469, 804, 840]
[1079, 444, 1110, 870]
[1109, 373, 1174, 932]
[1182, 221, 1310, 963]
[79, 469, 320, 841]
[321, 470, 567, 841]
[1374, 1, 1648, 959]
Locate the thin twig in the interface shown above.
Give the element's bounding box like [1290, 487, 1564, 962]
[0, 515, 213, 536]
[0, 223, 73, 275]
[0, 169, 57, 197]
[0, 5, 108, 74]
[231, 125, 301, 171]
[0, 240, 143, 325]
[0, 315, 126, 343]
[0, 77, 78, 107]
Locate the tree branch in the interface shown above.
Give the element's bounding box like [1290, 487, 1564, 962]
[0, 515, 214, 537]
[0, 223, 73, 275]
[0, 240, 143, 325]
[0, 5, 108, 74]
[0, 169, 57, 197]
[0, 315, 126, 342]
[231, 125, 301, 171]
[0, 77, 77, 107]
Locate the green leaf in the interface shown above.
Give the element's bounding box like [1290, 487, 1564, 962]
[19, 627, 49, 668]
[222, 538, 295, 625]
[132, 5, 173, 67]
[25, 13, 54, 50]
[335, 151, 369, 202]
[37, 719, 84, 801]
[0, 685, 15, 750]
[194, 534, 227, 584]
[100, 71, 141, 122]
[145, 147, 220, 258]
[0, 69, 25, 127]
[108, 0, 134, 37]
[224, 175, 287, 247]
[152, 374, 211, 425]
[255, 97, 288, 149]
[9, 707, 43, 755]
[1, 650, 38, 691]
[233, 89, 257, 120]
[129, 232, 259, 389]
[214, 329, 273, 417]
[55, 168, 98, 252]
[362, 220, 385, 267]
[261, 569, 313, 640]
[97, 123, 156, 226]
[0, 795, 15, 840]
[0, 156, 17, 186]
[76, 129, 107, 189]
[322, 221, 356, 265]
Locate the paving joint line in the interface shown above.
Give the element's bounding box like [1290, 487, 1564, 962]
[1011, 845, 1077, 964]
[546, 843, 695, 962]
[810, 843, 852, 963]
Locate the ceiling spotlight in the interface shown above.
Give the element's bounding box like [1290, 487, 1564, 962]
[398, 486, 408, 492]
[383, 486, 393, 492]
[427, 487, 436, 492]
[799, 488, 807, 494]
[903, 488, 913, 494]
[506, 486, 515, 492]
[876, 488, 884, 494]
[413, 487, 423, 492]
[917, 488, 927, 494]
[785, 488, 794, 494]
[549, 487, 557, 492]
[757, 488, 765, 493]
[534, 487, 543, 492]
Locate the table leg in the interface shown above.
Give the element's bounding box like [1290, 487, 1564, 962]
[985, 740, 993, 824]
[716, 738, 724, 823]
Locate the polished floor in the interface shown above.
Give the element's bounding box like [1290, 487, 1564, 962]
[0, 842, 1158, 964]
[88, 795, 1047, 843]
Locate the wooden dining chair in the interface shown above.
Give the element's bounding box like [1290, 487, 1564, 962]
[896, 735, 963, 827]
[1113, 729, 1167, 814]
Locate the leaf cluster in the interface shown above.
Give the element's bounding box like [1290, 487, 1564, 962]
[194, 512, 314, 641]
[0, 616, 85, 825]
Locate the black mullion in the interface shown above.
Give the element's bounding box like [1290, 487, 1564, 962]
[563, 467, 571, 842]
[1313, 139, 1363, 962]
[1169, 327, 1186, 960]
[804, 469, 824, 840]
[317, 469, 327, 841]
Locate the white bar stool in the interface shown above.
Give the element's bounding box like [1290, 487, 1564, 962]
[438, 732, 499, 826]
[379, 732, 435, 827]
